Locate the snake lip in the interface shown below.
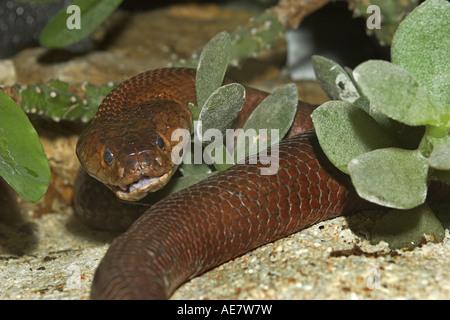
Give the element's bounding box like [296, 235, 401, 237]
[114, 172, 172, 201]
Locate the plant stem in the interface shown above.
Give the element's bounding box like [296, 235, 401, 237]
[171, 0, 332, 68]
[418, 125, 450, 158]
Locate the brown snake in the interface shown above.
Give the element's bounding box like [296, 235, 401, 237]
[74, 68, 448, 299]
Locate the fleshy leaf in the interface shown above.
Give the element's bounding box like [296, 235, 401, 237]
[197, 83, 245, 138]
[196, 32, 231, 109]
[391, 0, 450, 112]
[312, 58, 423, 149]
[188, 103, 201, 122]
[140, 172, 217, 206]
[348, 0, 420, 46]
[371, 203, 445, 249]
[428, 134, 450, 170]
[18, 80, 80, 121]
[229, 11, 284, 63]
[311, 55, 360, 103]
[236, 83, 297, 162]
[178, 140, 213, 177]
[311, 101, 398, 174]
[211, 145, 234, 172]
[178, 162, 211, 177]
[39, 0, 122, 48]
[348, 148, 428, 209]
[17, 80, 114, 123]
[354, 60, 441, 126]
[82, 82, 116, 122]
[159, 173, 217, 195]
[0, 91, 50, 203]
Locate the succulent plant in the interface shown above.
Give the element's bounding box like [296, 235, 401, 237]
[311, 0, 450, 247]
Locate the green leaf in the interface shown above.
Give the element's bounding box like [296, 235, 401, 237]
[193, 83, 244, 172]
[311, 55, 360, 103]
[0, 91, 50, 203]
[196, 84, 243, 170]
[160, 173, 217, 195]
[354, 60, 441, 126]
[348, 148, 429, 209]
[371, 203, 445, 249]
[196, 32, 231, 108]
[17, 80, 114, 123]
[188, 103, 201, 123]
[211, 144, 234, 172]
[391, 0, 450, 112]
[179, 162, 212, 177]
[39, 0, 122, 48]
[349, 0, 419, 46]
[236, 83, 298, 162]
[18, 80, 79, 121]
[354, 96, 426, 150]
[82, 82, 116, 122]
[178, 141, 213, 177]
[197, 83, 245, 138]
[312, 101, 399, 174]
[229, 11, 284, 63]
[428, 134, 450, 170]
[140, 172, 217, 206]
[311, 58, 423, 149]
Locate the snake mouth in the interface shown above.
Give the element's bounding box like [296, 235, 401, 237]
[112, 172, 172, 201]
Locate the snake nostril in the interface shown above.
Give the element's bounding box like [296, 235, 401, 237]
[122, 155, 137, 170]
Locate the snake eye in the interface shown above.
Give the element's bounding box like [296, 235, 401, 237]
[156, 135, 166, 151]
[103, 147, 114, 166]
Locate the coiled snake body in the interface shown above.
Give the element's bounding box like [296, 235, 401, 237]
[74, 68, 443, 299]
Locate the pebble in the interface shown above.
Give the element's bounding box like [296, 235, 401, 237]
[0, 59, 17, 85]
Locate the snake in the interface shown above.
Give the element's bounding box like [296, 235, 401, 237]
[74, 68, 448, 299]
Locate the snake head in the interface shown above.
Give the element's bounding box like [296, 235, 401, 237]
[76, 100, 192, 201]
